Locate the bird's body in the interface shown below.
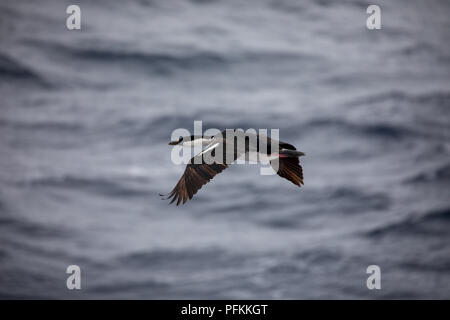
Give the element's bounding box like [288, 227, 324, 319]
[162, 130, 305, 205]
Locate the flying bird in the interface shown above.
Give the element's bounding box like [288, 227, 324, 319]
[161, 130, 305, 205]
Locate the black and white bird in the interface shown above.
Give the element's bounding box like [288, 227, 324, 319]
[161, 130, 305, 205]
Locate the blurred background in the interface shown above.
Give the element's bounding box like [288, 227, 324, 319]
[0, 0, 449, 299]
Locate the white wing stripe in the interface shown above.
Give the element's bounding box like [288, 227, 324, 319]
[199, 142, 220, 156]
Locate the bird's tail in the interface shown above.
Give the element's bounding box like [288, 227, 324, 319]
[279, 150, 305, 157]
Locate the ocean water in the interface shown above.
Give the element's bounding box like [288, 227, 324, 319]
[0, 0, 449, 299]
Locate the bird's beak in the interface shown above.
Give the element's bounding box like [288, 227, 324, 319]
[169, 141, 179, 145]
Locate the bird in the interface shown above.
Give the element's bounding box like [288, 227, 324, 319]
[161, 129, 305, 205]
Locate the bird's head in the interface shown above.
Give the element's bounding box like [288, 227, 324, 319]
[169, 136, 183, 145]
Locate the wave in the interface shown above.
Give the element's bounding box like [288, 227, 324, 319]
[293, 247, 342, 264]
[0, 118, 84, 133]
[399, 258, 450, 274]
[72, 48, 228, 72]
[347, 90, 411, 107]
[348, 90, 450, 109]
[69, 48, 317, 74]
[20, 175, 150, 198]
[116, 247, 226, 268]
[326, 187, 390, 212]
[364, 207, 450, 238]
[25, 39, 319, 76]
[302, 118, 415, 139]
[22, 39, 227, 74]
[89, 279, 170, 296]
[111, 111, 423, 146]
[0, 215, 69, 239]
[405, 162, 450, 184]
[0, 53, 49, 87]
[112, 112, 289, 143]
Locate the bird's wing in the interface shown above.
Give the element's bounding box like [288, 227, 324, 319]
[270, 157, 304, 187]
[163, 142, 238, 205]
[279, 140, 297, 150]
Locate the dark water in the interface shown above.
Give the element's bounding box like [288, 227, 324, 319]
[1, 0, 450, 299]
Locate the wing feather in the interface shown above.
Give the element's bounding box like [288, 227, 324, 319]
[271, 157, 304, 187]
[163, 142, 233, 205]
[165, 162, 228, 205]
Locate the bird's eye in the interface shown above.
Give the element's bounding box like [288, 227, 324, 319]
[179, 136, 183, 141]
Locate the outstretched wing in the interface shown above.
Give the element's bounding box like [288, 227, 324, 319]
[164, 161, 228, 205]
[270, 157, 304, 187]
[162, 141, 237, 205]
